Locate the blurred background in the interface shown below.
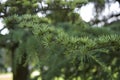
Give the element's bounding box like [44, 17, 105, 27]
[0, 0, 120, 80]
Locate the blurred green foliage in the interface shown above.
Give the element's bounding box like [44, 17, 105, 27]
[0, 0, 120, 80]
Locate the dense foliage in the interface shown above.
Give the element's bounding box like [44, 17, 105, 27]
[0, 0, 120, 80]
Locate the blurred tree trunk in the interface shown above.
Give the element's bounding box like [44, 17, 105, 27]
[13, 55, 29, 80]
[11, 43, 29, 80]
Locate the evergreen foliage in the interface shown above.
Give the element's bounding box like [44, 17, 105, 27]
[0, 0, 120, 80]
[3, 14, 120, 80]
